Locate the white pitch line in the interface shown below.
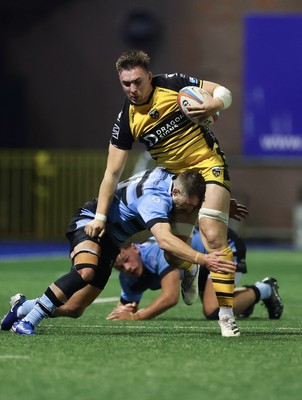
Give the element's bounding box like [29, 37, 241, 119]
[92, 297, 119, 304]
[42, 324, 302, 333]
[0, 355, 30, 359]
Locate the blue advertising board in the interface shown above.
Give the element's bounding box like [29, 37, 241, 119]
[244, 14, 302, 157]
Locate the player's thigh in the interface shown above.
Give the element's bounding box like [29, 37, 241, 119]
[202, 183, 231, 213]
[70, 239, 101, 260]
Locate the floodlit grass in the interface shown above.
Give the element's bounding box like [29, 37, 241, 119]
[0, 248, 302, 400]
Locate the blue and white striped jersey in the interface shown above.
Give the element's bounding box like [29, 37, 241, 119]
[107, 167, 175, 245]
[67, 167, 176, 246]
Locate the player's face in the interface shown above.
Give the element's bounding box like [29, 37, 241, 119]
[172, 192, 201, 216]
[119, 67, 153, 105]
[114, 245, 143, 277]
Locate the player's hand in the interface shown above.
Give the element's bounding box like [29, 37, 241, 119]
[106, 303, 138, 320]
[186, 95, 221, 120]
[203, 252, 237, 274]
[229, 199, 249, 221]
[106, 309, 134, 320]
[123, 302, 138, 313]
[84, 219, 106, 238]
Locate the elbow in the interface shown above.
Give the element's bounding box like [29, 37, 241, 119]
[165, 293, 179, 308]
[169, 298, 179, 308]
[155, 236, 168, 251]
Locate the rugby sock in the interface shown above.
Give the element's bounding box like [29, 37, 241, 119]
[218, 307, 234, 319]
[210, 245, 235, 309]
[17, 298, 39, 318]
[185, 263, 198, 275]
[23, 291, 63, 327]
[176, 261, 196, 272]
[255, 282, 272, 299]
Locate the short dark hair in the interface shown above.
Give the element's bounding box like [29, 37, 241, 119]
[177, 171, 206, 203]
[116, 49, 150, 73]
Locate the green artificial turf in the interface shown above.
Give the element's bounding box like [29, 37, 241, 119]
[0, 248, 301, 400]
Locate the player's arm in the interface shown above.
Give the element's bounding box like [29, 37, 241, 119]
[106, 269, 181, 321]
[84, 144, 128, 238]
[150, 222, 236, 273]
[136, 269, 181, 319]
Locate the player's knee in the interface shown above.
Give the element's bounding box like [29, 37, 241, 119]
[200, 228, 223, 250]
[198, 209, 229, 250]
[67, 306, 85, 318]
[75, 263, 96, 281]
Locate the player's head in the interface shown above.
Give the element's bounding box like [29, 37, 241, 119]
[172, 171, 206, 214]
[113, 243, 143, 277]
[116, 49, 153, 105]
[116, 49, 150, 73]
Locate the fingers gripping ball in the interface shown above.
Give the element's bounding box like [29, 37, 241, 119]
[177, 86, 219, 126]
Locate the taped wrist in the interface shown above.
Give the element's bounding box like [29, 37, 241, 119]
[213, 86, 232, 110]
[54, 268, 88, 299]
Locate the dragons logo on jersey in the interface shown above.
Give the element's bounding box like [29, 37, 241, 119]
[149, 109, 159, 119]
[212, 167, 221, 177]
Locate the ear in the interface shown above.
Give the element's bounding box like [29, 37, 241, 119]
[172, 187, 180, 196]
[148, 71, 153, 81]
[131, 243, 140, 253]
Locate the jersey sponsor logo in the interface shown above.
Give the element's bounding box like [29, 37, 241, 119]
[139, 112, 187, 149]
[212, 166, 221, 177]
[112, 123, 120, 140]
[112, 110, 123, 139]
[149, 109, 159, 119]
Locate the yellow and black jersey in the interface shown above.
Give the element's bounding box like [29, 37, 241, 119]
[110, 73, 229, 187]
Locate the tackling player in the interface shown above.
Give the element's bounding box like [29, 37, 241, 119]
[1, 167, 236, 336]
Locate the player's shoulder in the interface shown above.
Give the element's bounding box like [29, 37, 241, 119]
[152, 73, 200, 91]
[142, 166, 174, 185]
[139, 240, 163, 269]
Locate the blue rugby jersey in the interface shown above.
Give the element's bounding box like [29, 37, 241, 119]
[106, 167, 175, 245]
[68, 167, 175, 246]
[119, 239, 174, 303]
[118, 227, 247, 303]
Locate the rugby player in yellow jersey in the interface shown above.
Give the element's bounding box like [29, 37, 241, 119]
[84, 49, 238, 336]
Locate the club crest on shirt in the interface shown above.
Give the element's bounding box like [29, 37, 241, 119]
[212, 166, 221, 177]
[149, 109, 159, 119]
[151, 195, 161, 203]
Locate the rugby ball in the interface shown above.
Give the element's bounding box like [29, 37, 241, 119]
[177, 86, 219, 126]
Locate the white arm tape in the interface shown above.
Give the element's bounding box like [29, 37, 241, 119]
[95, 212, 107, 222]
[213, 86, 232, 110]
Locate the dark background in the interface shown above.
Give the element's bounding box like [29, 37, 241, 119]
[0, 0, 301, 243]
